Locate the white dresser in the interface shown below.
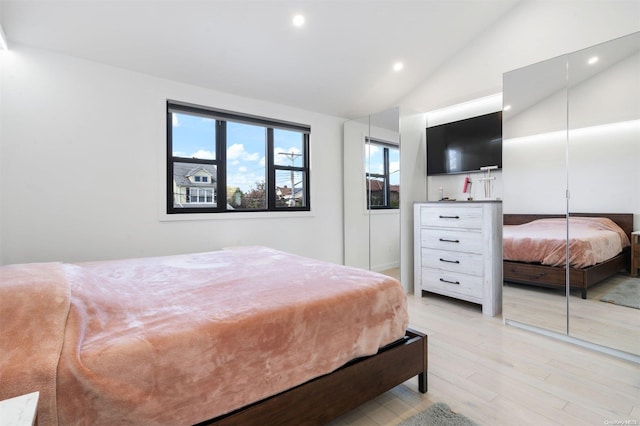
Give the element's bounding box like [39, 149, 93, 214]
[414, 201, 502, 316]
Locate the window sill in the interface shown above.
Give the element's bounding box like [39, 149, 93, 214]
[366, 209, 400, 216]
[159, 210, 315, 222]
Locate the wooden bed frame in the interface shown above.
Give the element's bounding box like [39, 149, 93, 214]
[503, 213, 633, 299]
[196, 328, 428, 426]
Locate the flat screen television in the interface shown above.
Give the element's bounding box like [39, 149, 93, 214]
[426, 111, 502, 176]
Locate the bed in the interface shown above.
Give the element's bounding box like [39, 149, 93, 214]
[0, 246, 428, 425]
[503, 213, 633, 299]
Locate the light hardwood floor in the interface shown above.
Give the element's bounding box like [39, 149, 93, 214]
[327, 290, 640, 426]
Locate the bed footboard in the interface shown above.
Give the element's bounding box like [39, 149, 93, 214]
[197, 328, 428, 426]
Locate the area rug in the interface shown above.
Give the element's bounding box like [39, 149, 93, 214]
[399, 402, 478, 426]
[600, 275, 640, 310]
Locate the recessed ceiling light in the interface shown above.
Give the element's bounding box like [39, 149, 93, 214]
[588, 56, 599, 65]
[292, 14, 305, 27]
[503, 105, 512, 111]
[393, 62, 404, 72]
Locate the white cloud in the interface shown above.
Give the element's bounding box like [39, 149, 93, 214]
[227, 144, 244, 160]
[172, 114, 180, 127]
[191, 149, 215, 159]
[365, 144, 380, 157]
[228, 143, 260, 162]
[238, 166, 247, 172]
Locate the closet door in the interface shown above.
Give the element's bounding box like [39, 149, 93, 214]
[344, 108, 401, 275]
[502, 55, 569, 334]
[566, 32, 640, 355]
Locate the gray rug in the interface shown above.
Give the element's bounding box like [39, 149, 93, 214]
[399, 403, 478, 426]
[600, 275, 640, 310]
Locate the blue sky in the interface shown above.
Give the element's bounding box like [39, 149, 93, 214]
[366, 144, 400, 185]
[172, 113, 303, 192]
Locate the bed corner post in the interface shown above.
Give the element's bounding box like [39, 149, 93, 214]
[406, 328, 428, 393]
[418, 333, 428, 393]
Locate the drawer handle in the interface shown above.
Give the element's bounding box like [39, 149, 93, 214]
[439, 215, 460, 219]
[440, 278, 460, 285]
[439, 238, 460, 243]
[439, 258, 460, 264]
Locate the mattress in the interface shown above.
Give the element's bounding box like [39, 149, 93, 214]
[503, 217, 630, 268]
[0, 246, 408, 425]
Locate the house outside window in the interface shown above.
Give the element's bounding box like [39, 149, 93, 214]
[366, 138, 399, 209]
[167, 101, 311, 213]
[172, 163, 217, 206]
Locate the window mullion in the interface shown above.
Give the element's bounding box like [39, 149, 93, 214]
[267, 128, 275, 210]
[217, 120, 227, 211]
[303, 133, 310, 208]
[384, 147, 390, 207]
[166, 108, 174, 213]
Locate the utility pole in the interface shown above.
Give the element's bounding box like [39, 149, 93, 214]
[278, 151, 302, 206]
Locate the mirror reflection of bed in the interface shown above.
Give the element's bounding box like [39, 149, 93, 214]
[502, 213, 637, 354]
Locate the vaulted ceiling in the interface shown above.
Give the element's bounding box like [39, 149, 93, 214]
[0, 0, 520, 119]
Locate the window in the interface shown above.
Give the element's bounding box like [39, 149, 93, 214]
[187, 188, 215, 204]
[167, 101, 310, 213]
[366, 138, 399, 209]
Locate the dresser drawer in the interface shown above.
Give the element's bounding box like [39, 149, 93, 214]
[420, 267, 483, 299]
[420, 205, 482, 229]
[421, 248, 483, 276]
[420, 228, 482, 254]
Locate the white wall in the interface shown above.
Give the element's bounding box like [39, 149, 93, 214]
[343, 118, 370, 270]
[0, 45, 346, 265]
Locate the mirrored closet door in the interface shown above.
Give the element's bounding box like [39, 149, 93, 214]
[503, 32, 640, 358]
[502, 54, 569, 335]
[343, 108, 400, 278]
[566, 33, 640, 355]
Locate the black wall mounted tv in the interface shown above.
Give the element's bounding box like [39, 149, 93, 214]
[426, 111, 502, 176]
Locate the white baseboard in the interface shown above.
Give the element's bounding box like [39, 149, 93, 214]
[372, 261, 400, 273]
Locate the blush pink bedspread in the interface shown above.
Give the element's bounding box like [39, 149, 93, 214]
[0, 246, 408, 425]
[503, 217, 630, 268]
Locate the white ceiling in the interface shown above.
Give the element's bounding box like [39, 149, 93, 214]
[0, 0, 520, 119]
